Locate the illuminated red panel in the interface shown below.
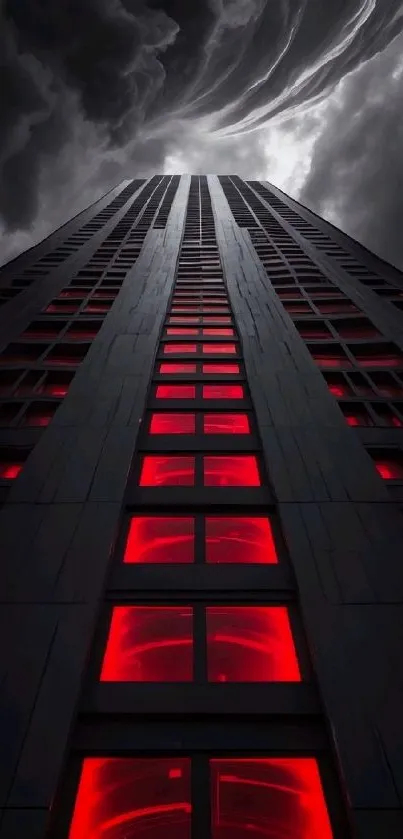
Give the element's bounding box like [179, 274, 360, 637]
[203, 385, 244, 399]
[45, 303, 78, 313]
[41, 384, 68, 397]
[0, 463, 22, 479]
[204, 456, 260, 486]
[375, 459, 403, 480]
[166, 328, 199, 336]
[156, 385, 196, 399]
[23, 408, 55, 427]
[68, 757, 191, 839]
[355, 353, 403, 368]
[202, 317, 232, 324]
[203, 344, 237, 355]
[341, 407, 372, 427]
[168, 317, 200, 324]
[311, 353, 351, 368]
[206, 607, 301, 682]
[206, 517, 278, 564]
[139, 456, 195, 486]
[328, 384, 347, 397]
[150, 414, 196, 434]
[210, 758, 333, 839]
[158, 364, 197, 375]
[163, 344, 197, 354]
[204, 414, 250, 434]
[124, 517, 194, 564]
[85, 303, 111, 313]
[203, 328, 234, 336]
[100, 606, 193, 682]
[59, 290, 88, 298]
[202, 364, 240, 375]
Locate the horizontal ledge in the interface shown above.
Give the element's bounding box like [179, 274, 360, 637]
[125, 487, 274, 507]
[108, 565, 294, 594]
[83, 683, 319, 717]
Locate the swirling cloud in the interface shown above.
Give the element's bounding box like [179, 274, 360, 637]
[1, 0, 402, 240]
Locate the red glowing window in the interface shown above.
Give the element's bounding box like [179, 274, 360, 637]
[68, 757, 191, 839]
[202, 317, 232, 324]
[204, 414, 250, 434]
[201, 307, 230, 313]
[168, 317, 200, 324]
[340, 405, 372, 427]
[166, 328, 199, 336]
[156, 385, 196, 399]
[203, 385, 244, 399]
[202, 364, 240, 374]
[124, 517, 194, 564]
[206, 517, 278, 564]
[210, 758, 333, 839]
[22, 405, 56, 427]
[0, 463, 23, 479]
[139, 456, 195, 486]
[45, 303, 78, 313]
[311, 352, 350, 368]
[372, 454, 403, 480]
[202, 328, 234, 337]
[100, 606, 193, 682]
[371, 404, 403, 427]
[204, 456, 260, 486]
[206, 607, 300, 682]
[84, 303, 111, 313]
[203, 344, 237, 355]
[163, 344, 197, 355]
[328, 384, 346, 397]
[41, 383, 68, 397]
[150, 414, 196, 435]
[353, 351, 403, 368]
[158, 364, 197, 375]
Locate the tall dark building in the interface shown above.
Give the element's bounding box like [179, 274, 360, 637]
[0, 175, 403, 839]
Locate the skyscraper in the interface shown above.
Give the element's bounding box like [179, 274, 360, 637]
[0, 175, 403, 839]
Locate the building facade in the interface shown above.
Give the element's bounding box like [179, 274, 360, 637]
[0, 175, 403, 839]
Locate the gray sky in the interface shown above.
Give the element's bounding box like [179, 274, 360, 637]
[1, 0, 403, 268]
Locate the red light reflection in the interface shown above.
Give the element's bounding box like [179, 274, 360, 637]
[168, 317, 200, 324]
[375, 460, 403, 480]
[101, 606, 193, 681]
[156, 385, 196, 399]
[203, 344, 237, 355]
[166, 328, 199, 336]
[210, 758, 333, 839]
[356, 355, 403, 368]
[328, 385, 346, 397]
[139, 456, 195, 486]
[202, 365, 240, 375]
[203, 385, 244, 399]
[204, 456, 260, 486]
[158, 364, 197, 374]
[206, 517, 278, 564]
[204, 414, 250, 434]
[124, 517, 194, 564]
[312, 355, 350, 368]
[68, 757, 191, 839]
[150, 413, 196, 434]
[163, 344, 197, 354]
[0, 463, 22, 479]
[203, 328, 234, 336]
[206, 606, 300, 682]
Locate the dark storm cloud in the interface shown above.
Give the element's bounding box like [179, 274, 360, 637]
[1, 0, 403, 249]
[299, 33, 403, 270]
